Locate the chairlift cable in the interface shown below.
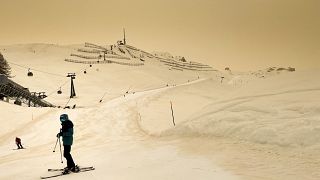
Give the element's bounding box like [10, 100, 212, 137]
[64, 97, 72, 107]
[8, 61, 65, 77]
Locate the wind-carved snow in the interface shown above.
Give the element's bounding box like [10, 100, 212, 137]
[158, 71, 320, 147]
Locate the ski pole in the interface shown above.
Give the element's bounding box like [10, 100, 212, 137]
[58, 137, 63, 163]
[53, 137, 59, 152]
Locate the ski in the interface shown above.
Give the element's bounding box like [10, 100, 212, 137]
[48, 166, 94, 172]
[41, 167, 95, 179]
[40, 173, 63, 179]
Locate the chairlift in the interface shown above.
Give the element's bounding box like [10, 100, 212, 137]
[57, 87, 62, 94]
[220, 76, 225, 83]
[27, 68, 33, 77]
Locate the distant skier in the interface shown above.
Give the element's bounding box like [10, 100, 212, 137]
[56, 114, 79, 174]
[15, 137, 23, 149]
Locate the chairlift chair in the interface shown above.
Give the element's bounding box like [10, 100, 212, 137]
[27, 68, 33, 77]
[57, 87, 62, 94]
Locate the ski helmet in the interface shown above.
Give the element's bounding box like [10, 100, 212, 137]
[60, 114, 68, 123]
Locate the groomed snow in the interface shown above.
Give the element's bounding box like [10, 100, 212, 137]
[0, 44, 320, 179]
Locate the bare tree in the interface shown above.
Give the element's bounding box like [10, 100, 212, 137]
[0, 52, 11, 76]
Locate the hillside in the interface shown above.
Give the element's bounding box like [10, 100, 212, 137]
[0, 43, 320, 180]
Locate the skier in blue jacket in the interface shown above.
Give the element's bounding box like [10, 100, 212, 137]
[57, 114, 79, 173]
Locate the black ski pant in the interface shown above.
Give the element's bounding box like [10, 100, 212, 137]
[16, 143, 23, 149]
[63, 145, 75, 168]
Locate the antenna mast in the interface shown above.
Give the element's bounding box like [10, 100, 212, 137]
[123, 28, 126, 45]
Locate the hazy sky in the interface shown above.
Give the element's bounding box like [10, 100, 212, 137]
[0, 0, 319, 70]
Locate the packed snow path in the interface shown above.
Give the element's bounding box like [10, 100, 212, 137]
[0, 78, 239, 180]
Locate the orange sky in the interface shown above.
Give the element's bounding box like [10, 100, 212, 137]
[0, 0, 319, 70]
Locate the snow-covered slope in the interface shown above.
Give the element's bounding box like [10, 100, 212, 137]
[0, 43, 320, 180]
[163, 71, 320, 147]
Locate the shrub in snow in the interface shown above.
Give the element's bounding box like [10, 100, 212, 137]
[0, 52, 11, 76]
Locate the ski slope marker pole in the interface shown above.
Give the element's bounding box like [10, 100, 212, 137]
[170, 101, 175, 126]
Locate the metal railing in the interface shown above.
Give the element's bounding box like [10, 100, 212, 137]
[0, 75, 55, 107]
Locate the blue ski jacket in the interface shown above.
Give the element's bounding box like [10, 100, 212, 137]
[60, 120, 74, 146]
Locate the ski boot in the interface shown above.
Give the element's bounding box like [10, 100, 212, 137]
[70, 165, 80, 173]
[62, 167, 70, 175]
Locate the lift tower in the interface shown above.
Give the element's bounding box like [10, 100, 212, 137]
[67, 73, 76, 98]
